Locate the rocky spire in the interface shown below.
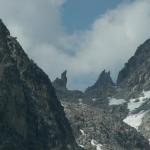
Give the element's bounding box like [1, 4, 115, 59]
[61, 70, 67, 87]
[53, 70, 68, 90]
[86, 70, 114, 91]
[94, 70, 114, 88]
[85, 70, 115, 98]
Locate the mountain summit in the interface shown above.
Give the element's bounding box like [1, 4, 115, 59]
[85, 70, 115, 98]
[53, 70, 67, 90]
[0, 19, 81, 150]
[87, 70, 114, 89]
[117, 39, 150, 92]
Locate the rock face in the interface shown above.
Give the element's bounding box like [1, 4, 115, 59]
[85, 70, 115, 98]
[53, 71, 84, 103]
[139, 111, 150, 139]
[53, 71, 150, 150]
[117, 39, 150, 93]
[0, 19, 81, 150]
[52, 38, 150, 149]
[53, 70, 67, 91]
[63, 102, 150, 150]
[53, 70, 115, 104]
[86, 70, 114, 91]
[116, 39, 150, 143]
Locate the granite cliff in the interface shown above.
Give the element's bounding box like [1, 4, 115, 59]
[0, 19, 82, 150]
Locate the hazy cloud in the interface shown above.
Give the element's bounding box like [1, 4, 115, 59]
[75, 0, 150, 82]
[0, 0, 150, 90]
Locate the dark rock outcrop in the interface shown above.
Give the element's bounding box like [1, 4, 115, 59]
[53, 70, 115, 104]
[116, 39, 150, 142]
[117, 39, 150, 93]
[85, 70, 115, 98]
[0, 19, 81, 150]
[53, 71, 84, 103]
[53, 70, 67, 90]
[87, 70, 114, 89]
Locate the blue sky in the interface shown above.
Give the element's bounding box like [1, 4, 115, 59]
[62, 0, 122, 33]
[0, 0, 150, 90]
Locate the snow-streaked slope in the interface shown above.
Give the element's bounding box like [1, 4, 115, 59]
[128, 98, 146, 112]
[128, 90, 150, 112]
[143, 90, 150, 98]
[123, 111, 148, 130]
[123, 91, 150, 130]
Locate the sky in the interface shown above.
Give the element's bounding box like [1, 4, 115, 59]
[62, 0, 123, 33]
[0, 0, 150, 90]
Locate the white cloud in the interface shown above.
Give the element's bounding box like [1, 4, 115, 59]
[50, 0, 66, 6]
[71, 0, 150, 89]
[76, 0, 150, 79]
[0, 0, 65, 48]
[0, 0, 150, 90]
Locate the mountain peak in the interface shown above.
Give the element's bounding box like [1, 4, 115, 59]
[0, 19, 10, 38]
[92, 70, 114, 89]
[53, 70, 68, 90]
[117, 38, 150, 91]
[0, 20, 80, 150]
[61, 70, 67, 85]
[135, 39, 150, 56]
[85, 70, 115, 98]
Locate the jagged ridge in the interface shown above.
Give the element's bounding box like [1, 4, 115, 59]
[0, 19, 82, 150]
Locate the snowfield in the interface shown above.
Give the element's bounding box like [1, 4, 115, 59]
[128, 98, 146, 112]
[109, 97, 126, 106]
[128, 90, 150, 112]
[123, 111, 148, 130]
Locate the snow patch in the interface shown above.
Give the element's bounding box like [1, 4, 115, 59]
[143, 90, 150, 98]
[78, 98, 83, 105]
[92, 98, 97, 102]
[91, 139, 98, 146]
[91, 139, 103, 150]
[128, 90, 150, 112]
[97, 144, 103, 150]
[79, 144, 84, 148]
[123, 111, 148, 130]
[109, 97, 126, 106]
[128, 98, 146, 112]
[61, 102, 64, 107]
[80, 129, 85, 136]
